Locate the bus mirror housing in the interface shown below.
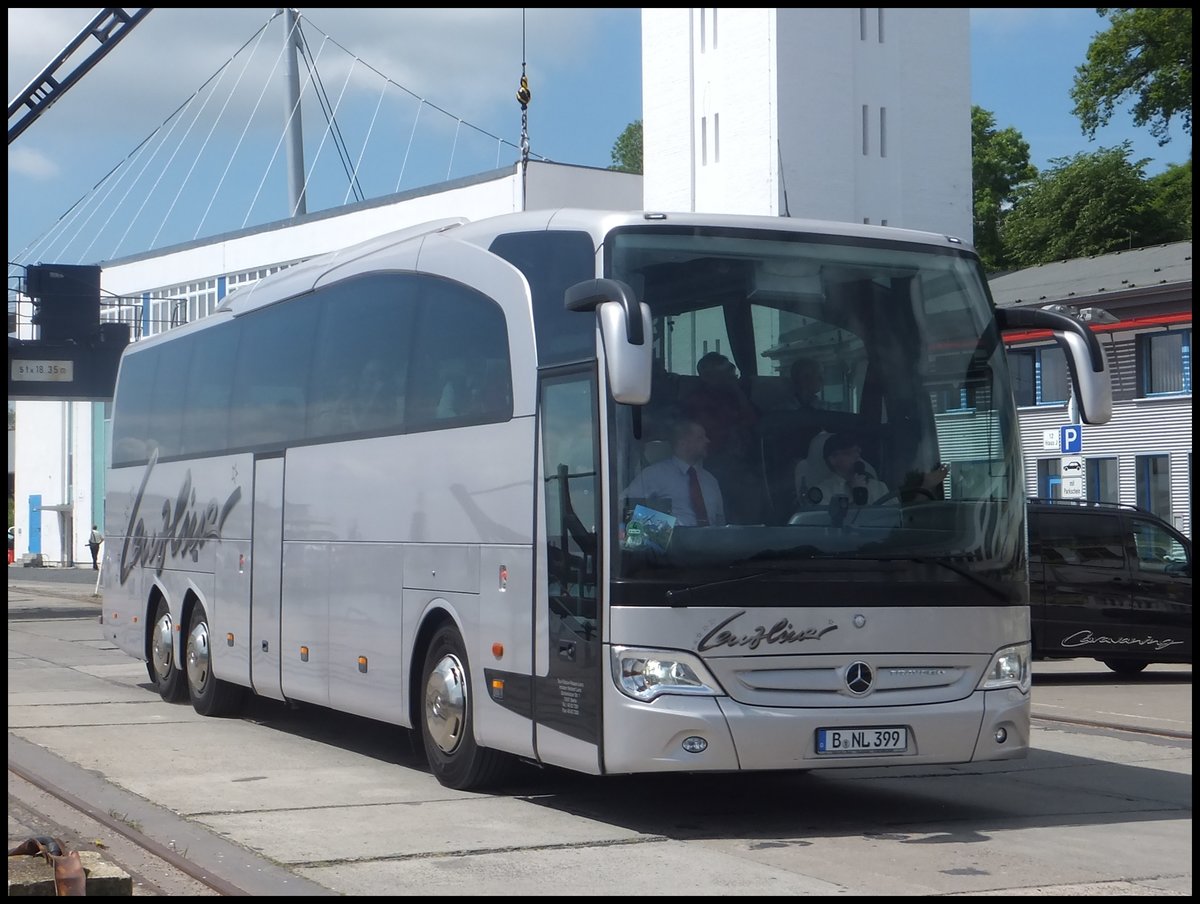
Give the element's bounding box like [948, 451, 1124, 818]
[996, 306, 1113, 425]
[565, 278, 652, 405]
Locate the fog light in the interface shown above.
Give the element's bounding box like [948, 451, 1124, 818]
[681, 736, 708, 754]
[994, 726, 1008, 743]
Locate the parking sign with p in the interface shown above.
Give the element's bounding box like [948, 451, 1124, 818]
[1060, 425, 1082, 454]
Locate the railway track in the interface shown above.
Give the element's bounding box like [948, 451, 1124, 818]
[9, 763, 233, 896]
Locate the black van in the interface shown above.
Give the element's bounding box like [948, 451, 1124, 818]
[1027, 498, 1192, 675]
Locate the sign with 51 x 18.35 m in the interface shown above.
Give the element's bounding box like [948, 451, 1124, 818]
[12, 360, 74, 382]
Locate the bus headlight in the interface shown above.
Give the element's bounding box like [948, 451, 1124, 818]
[977, 642, 1031, 693]
[611, 647, 723, 702]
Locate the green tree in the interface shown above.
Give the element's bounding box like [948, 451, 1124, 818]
[609, 120, 643, 174]
[1071, 8, 1192, 146]
[1001, 143, 1174, 267]
[971, 106, 1038, 272]
[1145, 160, 1192, 240]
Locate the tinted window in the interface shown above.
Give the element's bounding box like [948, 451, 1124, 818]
[230, 294, 319, 450]
[181, 321, 239, 457]
[307, 275, 415, 440]
[406, 276, 512, 430]
[489, 230, 596, 366]
[1032, 510, 1126, 569]
[1130, 517, 1189, 574]
[111, 349, 158, 465]
[115, 273, 512, 462]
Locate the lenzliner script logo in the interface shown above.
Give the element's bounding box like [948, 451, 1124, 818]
[118, 449, 242, 584]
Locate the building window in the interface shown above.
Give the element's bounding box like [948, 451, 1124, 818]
[877, 8, 885, 42]
[1036, 458, 1062, 499]
[701, 116, 708, 166]
[1136, 454, 1171, 521]
[1086, 457, 1119, 503]
[860, 8, 867, 41]
[1010, 346, 1069, 406]
[932, 385, 975, 413]
[862, 105, 869, 155]
[711, 9, 717, 49]
[1138, 329, 1191, 395]
[879, 106, 887, 157]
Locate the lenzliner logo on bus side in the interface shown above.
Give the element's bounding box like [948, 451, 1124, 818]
[119, 449, 242, 585]
[698, 611, 838, 651]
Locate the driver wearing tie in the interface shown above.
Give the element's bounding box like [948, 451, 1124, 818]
[621, 418, 727, 527]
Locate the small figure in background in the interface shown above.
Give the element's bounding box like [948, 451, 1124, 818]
[88, 524, 104, 570]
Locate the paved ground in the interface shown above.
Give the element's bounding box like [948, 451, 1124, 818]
[8, 563, 1191, 896]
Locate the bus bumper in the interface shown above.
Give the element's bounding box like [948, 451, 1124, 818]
[601, 682, 1028, 774]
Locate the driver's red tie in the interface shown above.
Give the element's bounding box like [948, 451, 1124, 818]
[688, 466, 710, 526]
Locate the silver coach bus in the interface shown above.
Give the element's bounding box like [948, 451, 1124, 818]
[100, 209, 1112, 789]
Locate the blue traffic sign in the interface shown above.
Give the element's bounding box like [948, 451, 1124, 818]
[1061, 425, 1082, 453]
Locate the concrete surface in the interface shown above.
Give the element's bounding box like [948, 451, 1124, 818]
[8, 565, 1192, 896]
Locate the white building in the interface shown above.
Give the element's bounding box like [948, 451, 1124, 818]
[642, 8, 972, 238]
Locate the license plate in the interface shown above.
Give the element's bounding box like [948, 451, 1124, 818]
[816, 726, 907, 754]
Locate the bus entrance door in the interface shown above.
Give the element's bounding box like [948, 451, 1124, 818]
[249, 453, 286, 701]
[533, 371, 603, 774]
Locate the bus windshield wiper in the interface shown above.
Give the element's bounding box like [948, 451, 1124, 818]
[666, 571, 775, 608]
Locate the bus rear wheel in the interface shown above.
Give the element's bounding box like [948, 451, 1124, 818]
[184, 603, 245, 717]
[420, 623, 512, 790]
[148, 598, 186, 702]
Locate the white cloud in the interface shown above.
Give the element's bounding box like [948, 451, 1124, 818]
[7, 145, 59, 179]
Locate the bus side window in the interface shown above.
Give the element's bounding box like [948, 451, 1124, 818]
[408, 278, 511, 429]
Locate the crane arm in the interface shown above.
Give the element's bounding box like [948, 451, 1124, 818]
[8, 8, 153, 144]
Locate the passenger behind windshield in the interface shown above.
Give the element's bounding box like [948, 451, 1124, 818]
[803, 431, 950, 511]
[785, 357, 828, 412]
[681, 352, 761, 522]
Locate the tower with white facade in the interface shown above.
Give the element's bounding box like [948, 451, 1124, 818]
[642, 8, 972, 240]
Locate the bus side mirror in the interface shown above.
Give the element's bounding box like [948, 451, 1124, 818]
[997, 307, 1113, 425]
[565, 278, 652, 405]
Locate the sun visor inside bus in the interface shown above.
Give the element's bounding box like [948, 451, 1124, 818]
[638, 257, 753, 316]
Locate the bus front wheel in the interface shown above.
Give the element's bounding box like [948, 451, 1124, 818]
[148, 598, 186, 702]
[184, 603, 245, 717]
[420, 623, 512, 790]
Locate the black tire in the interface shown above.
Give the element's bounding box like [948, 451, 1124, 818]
[420, 623, 512, 790]
[184, 603, 245, 717]
[1101, 659, 1149, 677]
[147, 598, 187, 702]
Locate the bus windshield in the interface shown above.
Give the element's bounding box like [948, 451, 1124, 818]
[605, 225, 1026, 604]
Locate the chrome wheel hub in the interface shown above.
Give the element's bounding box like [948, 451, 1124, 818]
[151, 611, 174, 678]
[186, 618, 211, 694]
[424, 653, 467, 755]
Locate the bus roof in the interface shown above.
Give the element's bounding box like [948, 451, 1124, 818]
[181, 208, 976, 322]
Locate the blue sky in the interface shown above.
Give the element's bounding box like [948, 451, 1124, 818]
[7, 8, 1191, 270]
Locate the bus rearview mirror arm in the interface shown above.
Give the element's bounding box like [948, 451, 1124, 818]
[996, 306, 1113, 425]
[565, 278, 644, 345]
[565, 278, 652, 405]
